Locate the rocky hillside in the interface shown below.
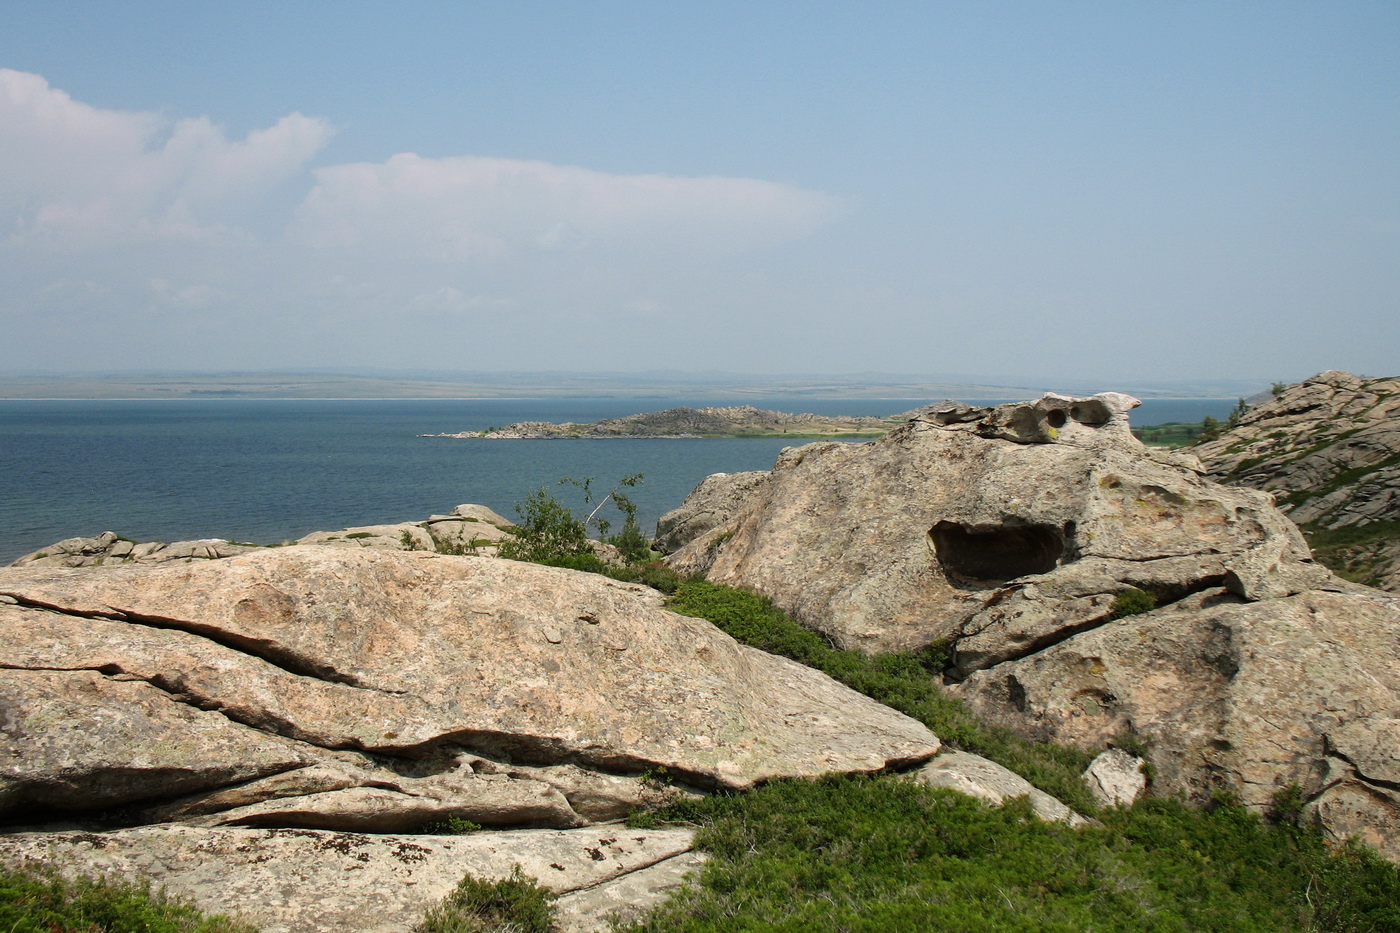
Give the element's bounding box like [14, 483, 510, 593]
[662, 391, 1400, 860]
[1194, 370, 1400, 591]
[424, 405, 906, 439]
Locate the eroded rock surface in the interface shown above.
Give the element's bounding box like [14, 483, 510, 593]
[664, 391, 1400, 859]
[949, 586, 1400, 859]
[0, 546, 938, 832]
[666, 392, 1317, 655]
[1082, 748, 1148, 808]
[8, 504, 518, 568]
[914, 751, 1091, 826]
[0, 825, 698, 933]
[1195, 371, 1400, 591]
[653, 471, 769, 554]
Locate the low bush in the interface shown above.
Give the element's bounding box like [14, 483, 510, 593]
[1108, 587, 1157, 619]
[665, 579, 1096, 813]
[416, 865, 555, 933]
[0, 866, 256, 932]
[621, 775, 1400, 932]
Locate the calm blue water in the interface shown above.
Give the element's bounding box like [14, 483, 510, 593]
[0, 397, 1235, 565]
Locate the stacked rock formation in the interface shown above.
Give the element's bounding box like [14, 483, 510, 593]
[663, 392, 1400, 859]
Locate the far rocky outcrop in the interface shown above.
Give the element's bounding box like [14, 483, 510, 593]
[663, 391, 1400, 858]
[1194, 370, 1400, 592]
[9, 504, 519, 569]
[423, 405, 906, 439]
[0, 546, 938, 931]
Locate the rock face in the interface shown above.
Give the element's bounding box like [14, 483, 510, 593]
[1195, 371, 1400, 591]
[0, 824, 699, 933]
[1082, 749, 1148, 808]
[664, 392, 1400, 858]
[666, 392, 1321, 655]
[8, 504, 518, 568]
[914, 751, 1091, 826]
[0, 546, 938, 828]
[653, 471, 769, 554]
[950, 587, 1400, 858]
[0, 544, 941, 929]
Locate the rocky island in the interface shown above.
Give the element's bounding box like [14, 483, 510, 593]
[421, 404, 911, 439]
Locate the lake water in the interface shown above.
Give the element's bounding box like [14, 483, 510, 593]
[0, 397, 1235, 564]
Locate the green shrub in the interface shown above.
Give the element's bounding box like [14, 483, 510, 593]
[416, 865, 555, 933]
[0, 866, 256, 932]
[421, 815, 483, 834]
[1108, 588, 1157, 620]
[497, 486, 592, 565]
[621, 777, 1400, 933]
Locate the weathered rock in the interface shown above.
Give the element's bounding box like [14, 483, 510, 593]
[8, 504, 520, 568]
[1082, 748, 1147, 808]
[0, 666, 313, 812]
[913, 751, 1092, 826]
[949, 586, 1400, 859]
[9, 531, 258, 568]
[554, 849, 708, 932]
[0, 824, 697, 933]
[653, 471, 769, 554]
[664, 389, 1400, 858]
[0, 546, 938, 830]
[298, 504, 517, 555]
[667, 392, 1317, 655]
[1196, 371, 1400, 592]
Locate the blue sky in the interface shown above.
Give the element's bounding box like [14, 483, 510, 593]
[1, 1, 1396, 388]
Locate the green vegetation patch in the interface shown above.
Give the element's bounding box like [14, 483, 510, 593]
[416, 865, 556, 933]
[1303, 519, 1400, 586]
[0, 866, 257, 933]
[1134, 421, 1207, 447]
[1108, 588, 1157, 620]
[621, 777, 1400, 932]
[666, 580, 1095, 812]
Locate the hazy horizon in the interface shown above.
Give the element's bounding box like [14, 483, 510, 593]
[3, 3, 1396, 385]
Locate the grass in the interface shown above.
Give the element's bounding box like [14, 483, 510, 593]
[1108, 588, 1157, 620]
[619, 581, 1400, 933]
[665, 579, 1097, 813]
[1303, 519, 1400, 586]
[0, 865, 257, 932]
[620, 777, 1400, 933]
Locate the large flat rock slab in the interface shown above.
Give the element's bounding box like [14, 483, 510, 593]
[0, 825, 697, 933]
[0, 547, 938, 829]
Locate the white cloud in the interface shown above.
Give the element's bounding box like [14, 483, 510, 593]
[289, 152, 838, 261]
[0, 70, 842, 371]
[0, 69, 333, 248]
